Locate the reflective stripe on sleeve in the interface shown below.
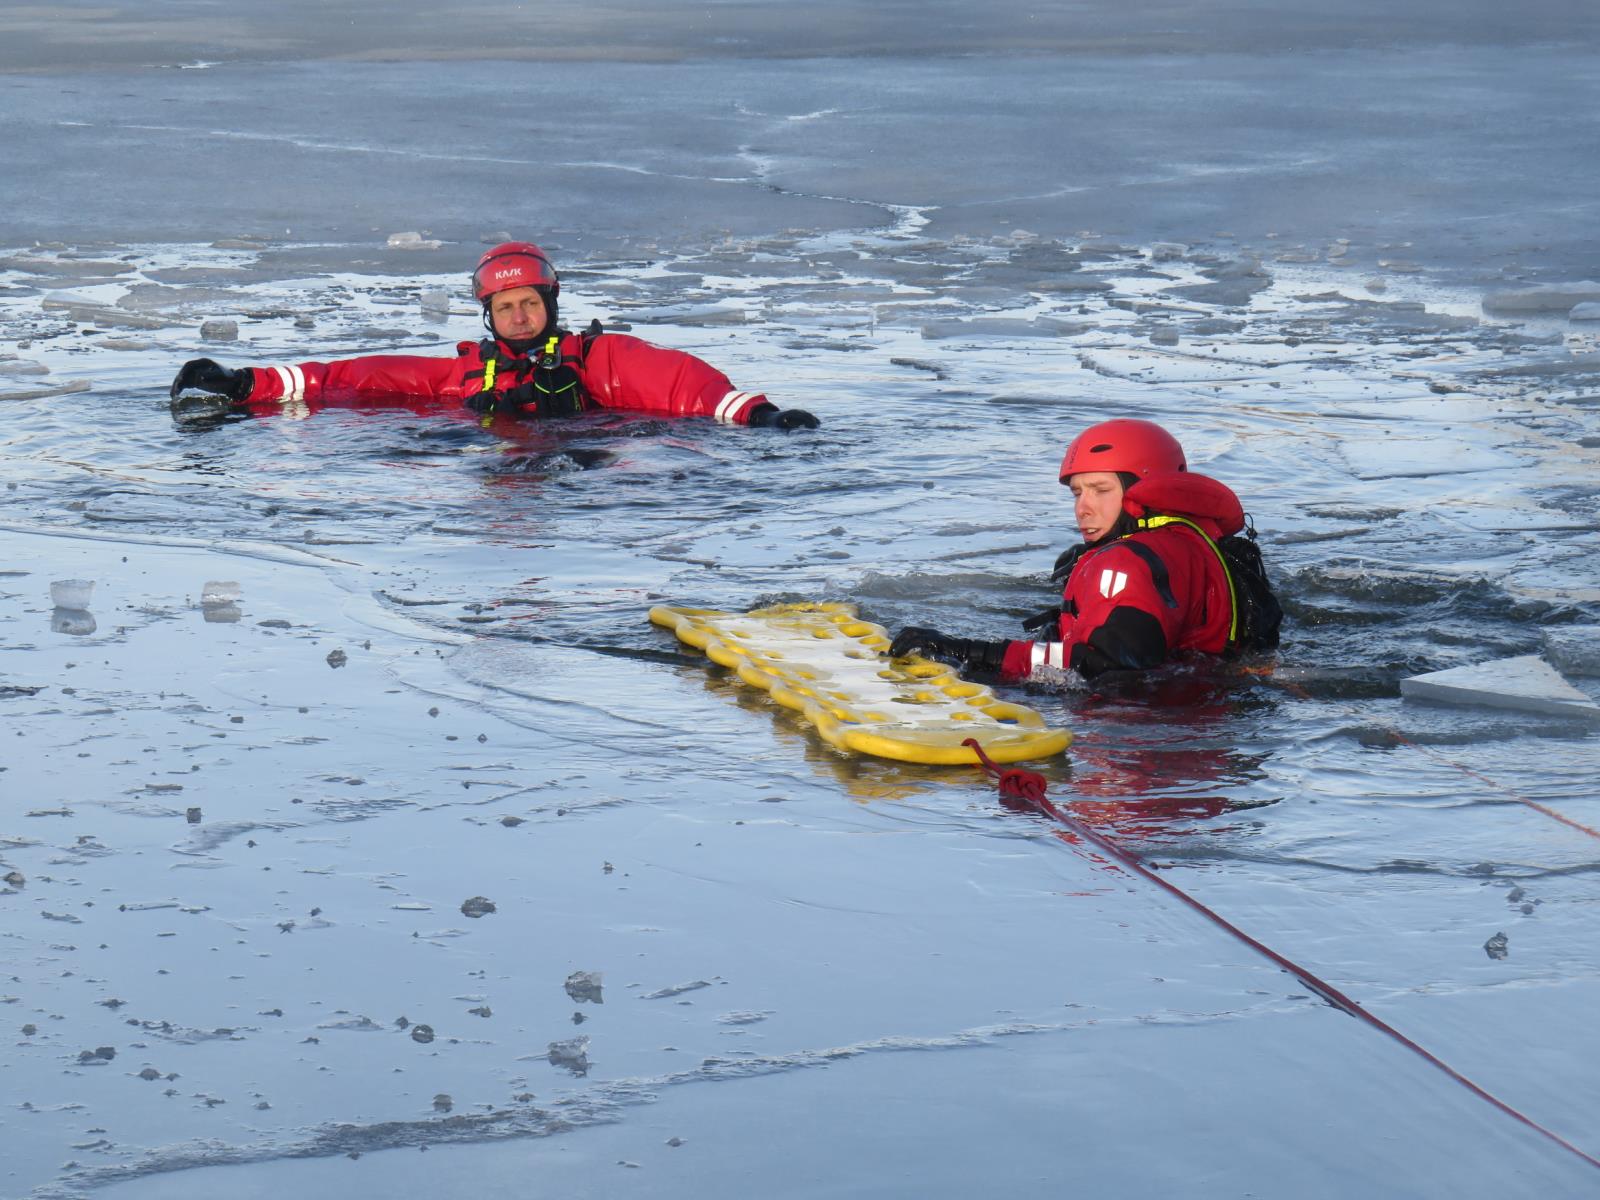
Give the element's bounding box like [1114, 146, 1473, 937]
[1030, 642, 1067, 672]
[270, 365, 307, 404]
[714, 390, 754, 424]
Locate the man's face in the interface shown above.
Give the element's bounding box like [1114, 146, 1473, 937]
[490, 286, 548, 341]
[1069, 471, 1126, 544]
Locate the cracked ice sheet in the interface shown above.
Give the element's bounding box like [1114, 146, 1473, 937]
[3, 520, 1597, 1198]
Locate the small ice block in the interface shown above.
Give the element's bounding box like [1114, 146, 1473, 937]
[1400, 655, 1600, 722]
[1541, 626, 1600, 678]
[49, 579, 94, 608]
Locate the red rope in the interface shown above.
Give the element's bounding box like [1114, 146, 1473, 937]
[961, 738, 1600, 1174]
[1263, 673, 1600, 842]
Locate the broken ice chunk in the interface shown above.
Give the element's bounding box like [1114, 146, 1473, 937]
[201, 580, 240, 607]
[1541, 626, 1600, 677]
[1400, 655, 1600, 722]
[50, 579, 94, 608]
[388, 232, 442, 250]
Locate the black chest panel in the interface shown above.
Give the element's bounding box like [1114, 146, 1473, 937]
[468, 322, 604, 419]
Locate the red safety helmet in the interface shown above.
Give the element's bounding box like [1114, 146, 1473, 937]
[1059, 419, 1186, 483]
[471, 241, 559, 304]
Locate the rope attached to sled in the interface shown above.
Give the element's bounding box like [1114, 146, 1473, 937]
[961, 738, 1600, 1174]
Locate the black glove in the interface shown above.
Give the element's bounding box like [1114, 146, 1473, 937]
[1021, 605, 1062, 634]
[467, 384, 536, 418]
[748, 403, 819, 430]
[170, 358, 252, 403]
[887, 626, 1006, 674]
[1050, 542, 1090, 588]
[466, 381, 587, 419]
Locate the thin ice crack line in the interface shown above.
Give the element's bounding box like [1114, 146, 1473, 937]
[34, 1008, 1284, 1198]
[0, 519, 363, 570]
[55, 121, 902, 217]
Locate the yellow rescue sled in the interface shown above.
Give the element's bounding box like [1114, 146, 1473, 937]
[649, 601, 1072, 766]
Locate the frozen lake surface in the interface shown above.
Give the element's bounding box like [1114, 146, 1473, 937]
[3, 6, 1599, 1198]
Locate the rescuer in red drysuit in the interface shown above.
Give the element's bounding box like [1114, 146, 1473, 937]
[888, 418, 1278, 683]
[169, 241, 819, 431]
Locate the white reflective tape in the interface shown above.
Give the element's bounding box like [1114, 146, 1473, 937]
[271, 366, 294, 402]
[715, 390, 751, 424]
[287, 364, 306, 402]
[1030, 642, 1067, 672]
[1098, 568, 1128, 599]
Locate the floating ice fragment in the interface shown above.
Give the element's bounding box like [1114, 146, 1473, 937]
[42, 297, 170, 328]
[1569, 302, 1600, 322]
[50, 579, 93, 608]
[564, 970, 604, 1004]
[1148, 242, 1188, 261]
[1, 380, 92, 403]
[1484, 931, 1509, 960]
[460, 896, 496, 919]
[546, 1035, 590, 1075]
[1337, 436, 1519, 480]
[1400, 655, 1600, 722]
[200, 319, 238, 341]
[420, 288, 450, 313]
[200, 580, 240, 606]
[716, 1010, 772, 1026]
[1482, 282, 1600, 315]
[388, 231, 443, 250]
[1541, 626, 1600, 677]
[1, 255, 132, 277]
[641, 980, 711, 1000]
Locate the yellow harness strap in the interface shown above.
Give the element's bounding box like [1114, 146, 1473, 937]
[1136, 515, 1239, 643]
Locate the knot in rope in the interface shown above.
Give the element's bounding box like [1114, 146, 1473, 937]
[962, 738, 1049, 807]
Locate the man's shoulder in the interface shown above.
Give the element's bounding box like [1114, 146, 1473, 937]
[1073, 529, 1214, 599]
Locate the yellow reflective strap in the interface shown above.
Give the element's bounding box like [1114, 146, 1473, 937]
[482, 357, 498, 392]
[543, 335, 560, 359]
[1137, 515, 1239, 643]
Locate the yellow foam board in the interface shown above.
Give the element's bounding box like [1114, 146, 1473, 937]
[650, 601, 1073, 766]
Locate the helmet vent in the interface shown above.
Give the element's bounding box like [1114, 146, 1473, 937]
[1090, 443, 1113, 454]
